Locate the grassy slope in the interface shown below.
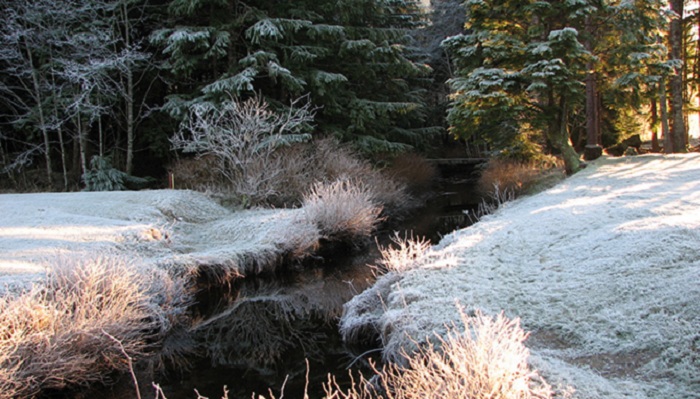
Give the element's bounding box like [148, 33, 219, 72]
[342, 154, 700, 399]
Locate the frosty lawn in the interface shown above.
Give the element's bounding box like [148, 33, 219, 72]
[342, 154, 700, 399]
[0, 189, 323, 293]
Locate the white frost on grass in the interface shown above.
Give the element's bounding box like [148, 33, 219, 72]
[342, 154, 700, 399]
[0, 189, 320, 291]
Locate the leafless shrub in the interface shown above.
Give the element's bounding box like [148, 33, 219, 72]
[302, 178, 384, 241]
[373, 232, 431, 274]
[0, 256, 193, 398]
[325, 308, 552, 399]
[170, 93, 314, 204]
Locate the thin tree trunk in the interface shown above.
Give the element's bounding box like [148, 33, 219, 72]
[123, 1, 135, 175]
[26, 43, 52, 186]
[76, 116, 87, 176]
[661, 79, 672, 153]
[651, 94, 660, 152]
[584, 15, 602, 161]
[98, 115, 104, 158]
[669, 0, 687, 152]
[49, 66, 69, 190]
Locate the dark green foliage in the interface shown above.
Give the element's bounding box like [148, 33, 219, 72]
[82, 155, 149, 191]
[444, 0, 667, 170]
[151, 0, 434, 154]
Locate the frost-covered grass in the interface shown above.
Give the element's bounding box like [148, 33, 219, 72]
[327, 309, 552, 399]
[303, 178, 383, 241]
[0, 256, 191, 399]
[342, 154, 700, 399]
[0, 187, 384, 286]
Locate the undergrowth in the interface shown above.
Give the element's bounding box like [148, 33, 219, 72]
[478, 158, 564, 199]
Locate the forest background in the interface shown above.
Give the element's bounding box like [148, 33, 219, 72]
[1, 0, 699, 195]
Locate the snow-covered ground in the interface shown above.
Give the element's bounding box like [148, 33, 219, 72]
[342, 154, 700, 399]
[0, 189, 318, 293]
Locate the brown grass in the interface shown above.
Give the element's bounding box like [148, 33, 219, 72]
[0, 256, 192, 398]
[169, 138, 411, 213]
[325, 308, 552, 399]
[302, 178, 384, 241]
[478, 158, 565, 199]
[383, 152, 438, 194]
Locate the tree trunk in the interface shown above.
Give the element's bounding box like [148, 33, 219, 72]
[583, 15, 602, 161]
[548, 93, 581, 175]
[26, 43, 53, 186]
[76, 116, 88, 177]
[660, 79, 672, 153]
[669, 0, 687, 153]
[123, 1, 136, 175]
[651, 94, 660, 152]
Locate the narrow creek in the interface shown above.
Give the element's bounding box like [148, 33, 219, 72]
[158, 171, 483, 399]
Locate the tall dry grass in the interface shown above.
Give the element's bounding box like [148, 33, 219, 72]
[0, 256, 192, 398]
[373, 232, 431, 273]
[478, 158, 564, 199]
[325, 309, 552, 399]
[303, 178, 384, 241]
[383, 152, 438, 194]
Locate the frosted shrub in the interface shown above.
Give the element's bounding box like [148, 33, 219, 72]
[170, 94, 314, 204]
[303, 178, 383, 241]
[325, 309, 552, 399]
[0, 256, 190, 398]
[374, 232, 431, 273]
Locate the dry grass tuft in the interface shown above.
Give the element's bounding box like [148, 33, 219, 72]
[0, 256, 192, 398]
[326, 308, 552, 399]
[373, 232, 431, 273]
[303, 178, 384, 241]
[478, 158, 564, 199]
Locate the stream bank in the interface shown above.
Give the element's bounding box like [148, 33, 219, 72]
[154, 167, 484, 399]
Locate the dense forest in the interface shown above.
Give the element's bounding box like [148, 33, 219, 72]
[0, 0, 698, 192]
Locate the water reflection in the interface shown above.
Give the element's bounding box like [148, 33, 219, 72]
[161, 253, 377, 399]
[160, 175, 481, 399]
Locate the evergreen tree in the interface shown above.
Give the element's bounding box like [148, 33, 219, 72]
[151, 0, 433, 154]
[444, 0, 666, 174]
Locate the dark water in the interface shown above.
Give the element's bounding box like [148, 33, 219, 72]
[156, 175, 482, 399]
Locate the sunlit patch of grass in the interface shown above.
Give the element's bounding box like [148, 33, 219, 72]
[373, 232, 431, 273]
[0, 256, 191, 398]
[325, 307, 552, 399]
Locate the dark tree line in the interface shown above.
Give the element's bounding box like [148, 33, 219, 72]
[1, 0, 699, 190]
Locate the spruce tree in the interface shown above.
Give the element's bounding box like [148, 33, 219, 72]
[151, 0, 433, 154]
[444, 0, 666, 174]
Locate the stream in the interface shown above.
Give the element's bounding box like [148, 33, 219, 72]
[157, 172, 483, 399]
